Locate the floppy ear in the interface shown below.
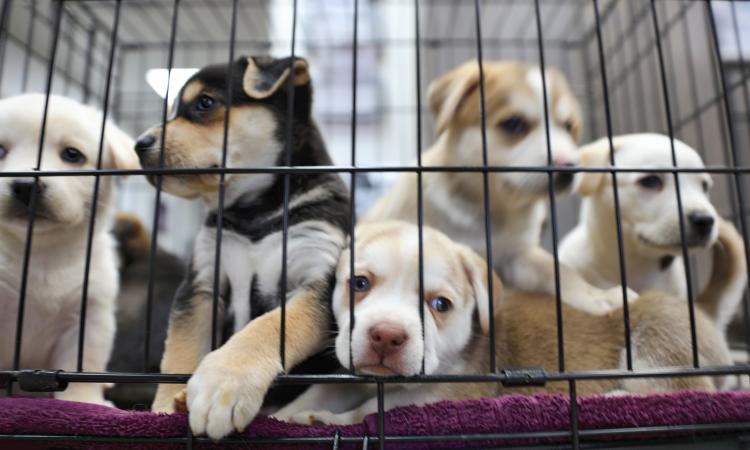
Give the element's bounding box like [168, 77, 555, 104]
[574, 137, 622, 196]
[427, 60, 480, 135]
[105, 122, 139, 171]
[457, 244, 503, 335]
[242, 56, 310, 99]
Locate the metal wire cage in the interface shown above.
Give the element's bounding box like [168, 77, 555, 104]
[0, 0, 749, 448]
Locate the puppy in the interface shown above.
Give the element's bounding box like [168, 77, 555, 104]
[135, 56, 350, 439]
[275, 221, 731, 425]
[0, 94, 138, 404]
[364, 60, 632, 315]
[106, 213, 185, 409]
[560, 133, 747, 331]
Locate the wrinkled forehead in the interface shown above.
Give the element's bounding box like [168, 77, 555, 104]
[617, 136, 706, 169]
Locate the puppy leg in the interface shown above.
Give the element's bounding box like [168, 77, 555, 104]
[152, 292, 214, 413]
[508, 247, 637, 315]
[52, 299, 115, 406]
[272, 383, 374, 421]
[186, 285, 330, 439]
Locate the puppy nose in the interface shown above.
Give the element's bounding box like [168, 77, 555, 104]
[134, 134, 156, 153]
[368, 323, 408, 358]
[11, 180, 42, 207]
[688, 212, 715, 237]
[553, 155, 576, 167]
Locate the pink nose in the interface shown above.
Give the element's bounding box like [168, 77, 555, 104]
[368, 323, 408, 358]
[552, 154, 576, 167]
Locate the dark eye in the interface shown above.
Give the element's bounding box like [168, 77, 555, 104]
[60, 147, 86, 164]
[196, 94, 216, 112]
[638, 175, 663, 190]
[564, 120, 574, 134]
[702, 180, 710, 193]
[498, 116, 530, 136]
[429, 296, 452, 313]
[0, 145, 7, 159]
[352, 275, 371, 293]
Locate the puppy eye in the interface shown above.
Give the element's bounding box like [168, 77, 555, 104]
[196, 94, 217, 112]
[638, 175, 663, 190]
[702, 180, 710, 193]
[429, 296, 452, 313]
[0, 145, 7, 159]
[564, 120, 574, 134]
[60, 147, 86, 164]
[498, 116, 529, 136]
[352, 275, 371, 293]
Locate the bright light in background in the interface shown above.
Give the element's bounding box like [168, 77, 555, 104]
[145, 68, 199, 104]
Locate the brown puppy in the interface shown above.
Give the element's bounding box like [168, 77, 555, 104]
[275, 221, 731, 425]
[364, 60, 633, 315]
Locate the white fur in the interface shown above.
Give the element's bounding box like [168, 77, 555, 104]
[0, 94, 137, 405]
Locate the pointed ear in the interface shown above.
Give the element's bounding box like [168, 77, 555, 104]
[457, 244, 503, 335]
[242, 56, 310, 99]
[105, 122, 139, 171]
[427, 60, 480, 135]
[574, 137, 622, 196]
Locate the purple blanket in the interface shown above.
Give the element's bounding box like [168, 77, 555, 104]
[1, 392, 749, 449]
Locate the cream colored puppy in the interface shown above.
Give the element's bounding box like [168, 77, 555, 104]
[274, 221, 730, 425]
[0, 94, 138, 404]
[561, 133, 746, 331]
[364, 60, 632, 315]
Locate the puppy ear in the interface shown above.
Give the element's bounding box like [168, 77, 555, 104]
[427, 60, 480, 135]
[243, 56, 310, 99]
[105, 122, 139, 171]
[457, 244, 503, 335]
[574, 137, 622, 196]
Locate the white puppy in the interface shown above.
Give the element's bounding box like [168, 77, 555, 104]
[364, 60, 632, 315]
[561, 133, 745, 330]
[0, 94, 138, 404]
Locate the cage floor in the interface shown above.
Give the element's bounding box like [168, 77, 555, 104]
[1, 391, 749, 449]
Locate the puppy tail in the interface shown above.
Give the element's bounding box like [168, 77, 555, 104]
[696, 217, 748, 331]
[112, 212, 151, 271]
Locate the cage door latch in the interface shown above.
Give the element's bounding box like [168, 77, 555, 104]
[18, 370, 68, 392]
[502, 367, 547, 387]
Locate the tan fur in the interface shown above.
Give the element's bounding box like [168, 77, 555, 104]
[181, 81, 205, 104]
[573, 136, 624, 197]
[243, 58, 310, 99]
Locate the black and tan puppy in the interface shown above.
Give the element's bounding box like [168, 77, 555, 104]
[135, 55, 350, 439]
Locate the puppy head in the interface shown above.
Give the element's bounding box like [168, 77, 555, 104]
[332, 221, 502, 376]
[428, 60, 582, 197]
[135, 55, 312, 202]
[0, 94, 137, 235]
[575, 133, 718, 256]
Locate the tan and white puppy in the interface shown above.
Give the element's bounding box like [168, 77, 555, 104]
[364, 60, 632, 315]
[275, 221, 730, 425]
[0, 94, 138, 404]
[560, 133, 746, 331]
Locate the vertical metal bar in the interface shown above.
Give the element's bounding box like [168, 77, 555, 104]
[332, 431, 341, 450]
[145, 0, 180, 366]
[680, 5, 706, 151]
[612, 4, 635, 133]
[650, 0, 699, 368]
[533, 0, 565, 373]
[76, 0, 122, 373]
[414, 0, 426, 375]
[0, 0, 13, 94]
[361, 435, 369, 450]
[348, 0, 358, 373]
[729, 0, 750, 155]
[20, 0, 36, 91]
[82, 27, 96, 104]
[472, 0, 496, 373]
[569, 380, 579, 450]
[62, 9, 73, 97]
[626, 0, 649, 132]
[377, 381, 385, 450]
[9, 0, 63, 393]
[210, 0, 239, 365]
[706, 0, 750, 363]
[660, 2, 683, 137]
[280, 0, 299, 370]
[592, 0, 632, 371]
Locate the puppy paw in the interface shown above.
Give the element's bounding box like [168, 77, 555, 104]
[152, 385, 183, 413]
[187, 348, 278, 440]
[582, 286, 639, 315]
[283, 409, 353, 426]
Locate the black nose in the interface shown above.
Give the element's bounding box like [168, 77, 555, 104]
[11, 180, 42, 207]
[135, 134, 156, 153]
[553, 163, 576, 191]
[689, 212, 715, 237]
